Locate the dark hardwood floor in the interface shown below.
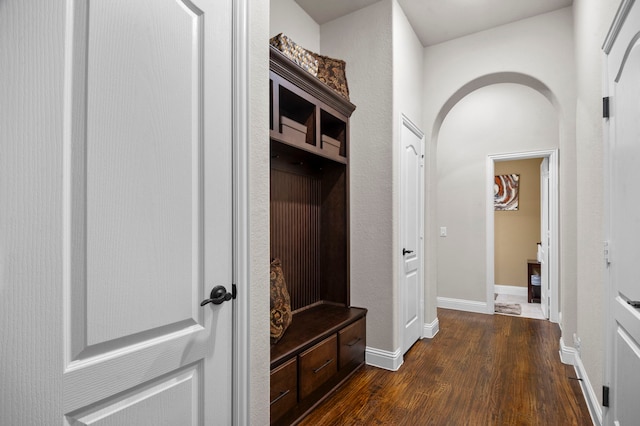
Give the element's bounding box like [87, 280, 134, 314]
[299, 308, 592, 426]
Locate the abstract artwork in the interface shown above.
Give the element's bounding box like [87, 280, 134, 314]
[494, 174, 519, 211]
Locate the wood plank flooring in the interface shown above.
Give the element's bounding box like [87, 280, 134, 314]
[299, 308, 592, 426]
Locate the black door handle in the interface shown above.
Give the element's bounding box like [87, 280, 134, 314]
[628, 300, 640, 308]
[201, 285, 236, 306]
[403, 248, 414, 256]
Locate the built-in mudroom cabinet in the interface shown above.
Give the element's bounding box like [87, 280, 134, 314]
[269, 46, 367, 425]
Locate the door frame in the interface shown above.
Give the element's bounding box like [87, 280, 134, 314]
[485, 149, 559, 322]
[232, 0, 250, 423]
[398, 113, 426, 352]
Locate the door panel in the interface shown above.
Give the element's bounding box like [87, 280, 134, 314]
[63, 0, 232, 422]
[85, 0, 200, 345]
[401, 117, 424, 354]
[614, 326, 640, 426]
[606, 4, 640, 424]
[66, 366, 200, 425]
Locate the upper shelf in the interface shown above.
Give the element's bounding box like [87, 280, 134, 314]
[270, 46, 356, 164]
[269, 46, 356, 119]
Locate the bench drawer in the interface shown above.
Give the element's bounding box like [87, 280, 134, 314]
[270, 358, 298, 423]
[339, 317, 366, 369]
[299, 335, 338, 400]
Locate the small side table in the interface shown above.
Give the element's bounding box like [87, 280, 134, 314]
[527, 260, 541, 303]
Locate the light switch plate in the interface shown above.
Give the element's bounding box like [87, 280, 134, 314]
[440, 227, 447, 237]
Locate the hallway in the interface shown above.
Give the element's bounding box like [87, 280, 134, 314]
[300, 309, 592, 425]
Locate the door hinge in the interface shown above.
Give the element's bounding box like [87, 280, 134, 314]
[604, 241, 611, 265]
[603, 386, 610, 407]
[603, 97, 610, 119]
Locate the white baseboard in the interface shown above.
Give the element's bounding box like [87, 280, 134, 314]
[437, 297, 488, 314]
[574, 352, 602, 426]
[365, 346, 403, 371]
[423, 317, 439, 338]
[558, 337, 601, 424]
[559, 337, 578, 365]
[494, 285, 527, 297]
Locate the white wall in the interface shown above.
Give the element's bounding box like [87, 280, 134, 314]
[573, 0, 620, 413]
[391, 1, 431, 335]
[423, 8, 577, 334]
[249, 0, 271, 423]
[269, 0, 320, 52]
[392, 0, 424, 125]
[321, 0, 396, 354]
[437, 84, 558, 301]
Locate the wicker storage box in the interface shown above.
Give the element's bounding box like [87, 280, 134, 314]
[270, 33, 350, 101]
[310, 53, 350, 101]
[270, 33, 318, 77]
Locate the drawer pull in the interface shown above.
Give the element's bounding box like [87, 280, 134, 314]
[270, 389, 290, 406]
[313, 358, 334, 374]
[346, 337, 362, 347]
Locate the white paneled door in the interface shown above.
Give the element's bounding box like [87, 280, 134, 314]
[400, 116, 425, 354]
[605, 1, 640, 424]
[2, 0, 235, 424]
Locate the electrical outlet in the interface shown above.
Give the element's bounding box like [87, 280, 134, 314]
[440, 227, 447, 237]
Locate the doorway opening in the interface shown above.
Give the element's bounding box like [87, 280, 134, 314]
[486, 150, 559, 322]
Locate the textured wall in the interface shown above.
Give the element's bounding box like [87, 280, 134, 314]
[269, 0, 320, 52]
[392, 0, 429, 343]
[422, 8, 576, 329]
[437, 84, 557, 301]
[573, 0, 620, 411]
[321, 0, 396, 353]
[249, 0, 271, 423]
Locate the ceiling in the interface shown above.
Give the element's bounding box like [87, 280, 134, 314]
[294, 0, 573, 46]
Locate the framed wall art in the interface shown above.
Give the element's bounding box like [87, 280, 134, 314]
[494, 174, 519, 211]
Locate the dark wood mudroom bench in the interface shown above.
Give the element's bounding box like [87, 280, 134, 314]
[270, 305, 367, 426]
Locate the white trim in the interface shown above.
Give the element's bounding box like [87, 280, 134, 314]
[486, 155, 497, 316]
[559, 337, 578, 366]
[231, 0, 250, 424]
[423, 317, 439, 338]
[401, 113, 425, 139]
[494, 285, 528, 297]
[603, 0, 635, 53]
[558, 311, 563, 331]
[365, 347, 404, 371]
[574, 352, 603, 426]
[437, 297, 489, 314]
[487, 150, 559, 323]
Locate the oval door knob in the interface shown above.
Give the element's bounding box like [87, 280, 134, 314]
[200, 285, 235, 306]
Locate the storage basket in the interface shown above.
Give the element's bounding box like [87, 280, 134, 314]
[270, 33, 318, 77]
[270, 33, 350, 101]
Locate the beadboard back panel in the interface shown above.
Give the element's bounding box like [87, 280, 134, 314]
[270, 168, 322, 311]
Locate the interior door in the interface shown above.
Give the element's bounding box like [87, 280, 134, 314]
[62, 0, 234, 424]
[605, 2, 640, 424]
[540, 157, 550, 319]
[400, 116, 424, 354]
